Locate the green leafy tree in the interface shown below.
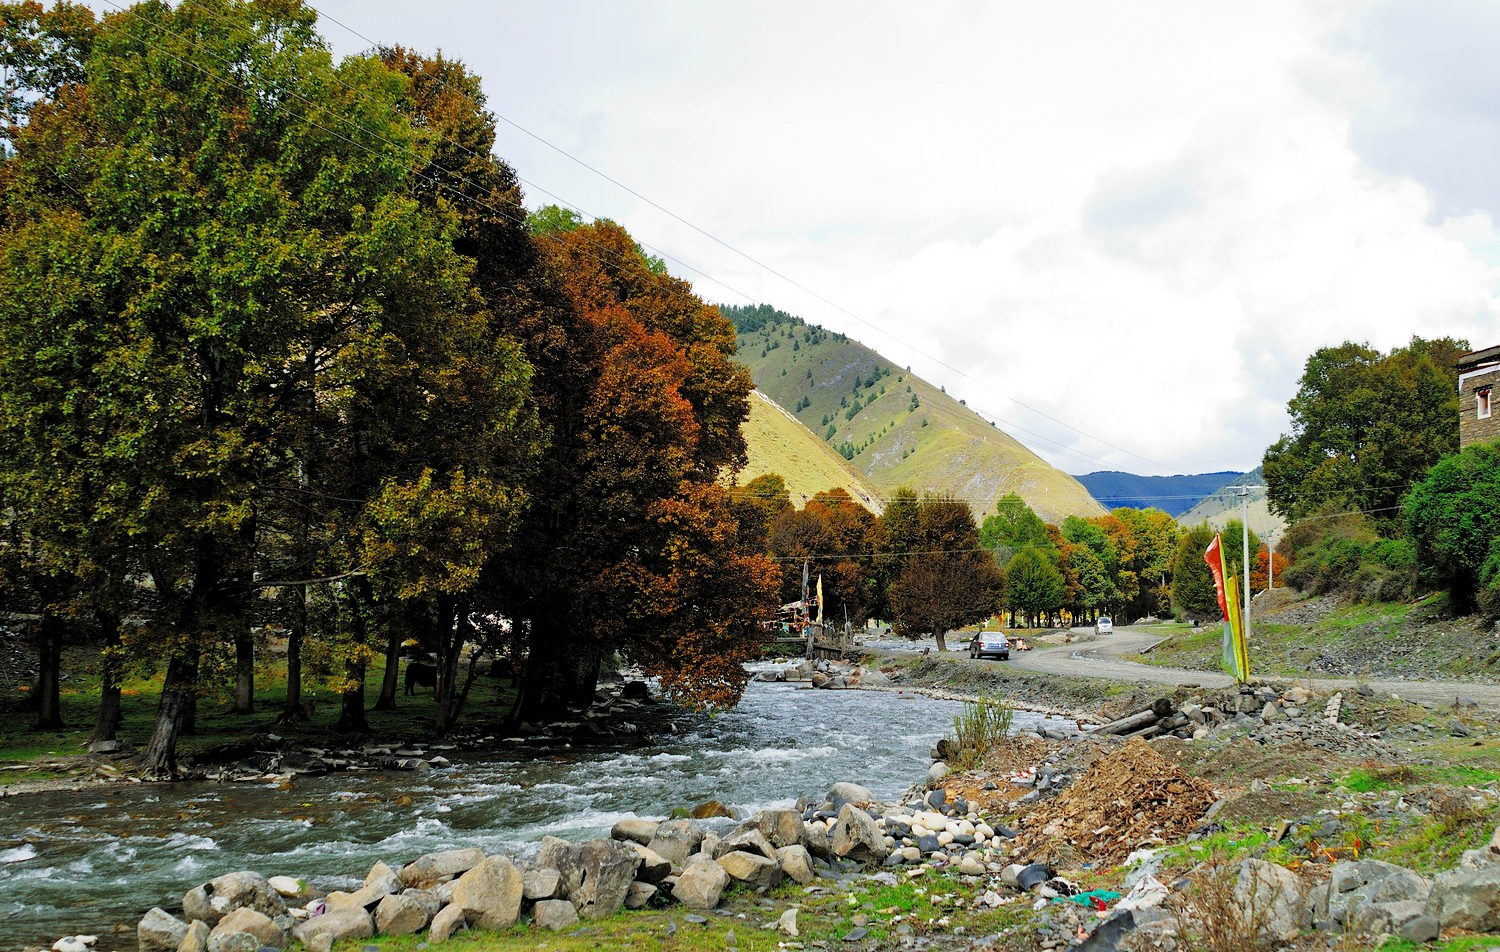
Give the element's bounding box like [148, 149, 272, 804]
[1404, 443, 1500, 614]
[1005, 547, 1064, 628]
[1264, 337, 1467, 530]
[1171, 526, 1220, 624]
[980, 493, 1053, 556]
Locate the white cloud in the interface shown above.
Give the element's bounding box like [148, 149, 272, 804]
[316, 0, 1500, 476]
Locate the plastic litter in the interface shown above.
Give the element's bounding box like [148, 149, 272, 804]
[1051, 889, 1121, 908]
[1116, 874, 1169, 911]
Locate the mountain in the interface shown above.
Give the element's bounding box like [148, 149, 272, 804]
[1178, 468, 1285, 541]
[737, 390, 884, 512]
[725, 304, 1104, 524]
[1074, 470, 1242, 517]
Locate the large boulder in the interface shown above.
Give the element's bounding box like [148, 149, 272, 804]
[624, 881, 657, 909]
[776, 845, 816, 885]
[182, 872, 287, 926]
[290, 908, 373, 947]
[717, 850, 783, 891]
[428, 903, 467, 944]
[398, 848, 486, 889]
[451, 855, 525, 930]
[1233, 859, 1308, 943]
[625, 842, 672, 883]
[647, 819, 704, 867]
[1429, 864, 1500, 932]
[137, 907, 190, 952]
[207, 908, 284, 950]
[830, 803, 886, 864]
[713, 828, 778, 862]
[827, 782, 876, 808]
[373, 893, 431, 935]
[522, 867, 562, 901]
[176, 920, 210, 952]
[532, 898, 580, 931]
[611, 818, 660, 845]
[1316, 859, 1430, 927]
[737, 809, 806, 850]
[671, 856, 730, 909]
[556, 839, 641, 919]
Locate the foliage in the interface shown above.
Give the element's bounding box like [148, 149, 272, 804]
[1403, 442, 1500, 614]
[946, 693, 1014, 770]
[767, 488, 876, 624]
[980, 493, 1053, 554]
[1171, 526, 1220, 623]
[1263, 337, 1467, 531]
[886, 492, 1004, 649]
[1005, 546, 1064, 626]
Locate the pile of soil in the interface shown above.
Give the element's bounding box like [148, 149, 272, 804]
[1014, 737, 1219, 866]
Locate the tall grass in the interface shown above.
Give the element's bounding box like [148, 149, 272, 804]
[946, 693, 1013, 769]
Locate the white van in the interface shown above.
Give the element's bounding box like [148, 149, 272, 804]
[1095, 616, 1113, 634]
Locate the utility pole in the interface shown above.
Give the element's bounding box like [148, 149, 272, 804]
[1239, 486, 1266, 640]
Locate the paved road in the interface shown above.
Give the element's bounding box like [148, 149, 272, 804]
[1004, 627, 1500, 710]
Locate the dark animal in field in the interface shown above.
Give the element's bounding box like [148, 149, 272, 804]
[404, 661, 437, 695]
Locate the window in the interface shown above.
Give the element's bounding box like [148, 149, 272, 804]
[1480, 387, 1493, 420]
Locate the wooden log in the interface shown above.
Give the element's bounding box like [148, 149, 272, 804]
[1095, 708, 1159, 736]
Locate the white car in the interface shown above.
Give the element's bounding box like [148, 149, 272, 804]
[1095, 616, 1113, 634]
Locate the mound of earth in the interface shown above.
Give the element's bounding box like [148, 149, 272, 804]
[1014, 737, 1218, 866]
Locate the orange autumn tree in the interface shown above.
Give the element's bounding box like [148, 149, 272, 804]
[497, 214, 775, 720]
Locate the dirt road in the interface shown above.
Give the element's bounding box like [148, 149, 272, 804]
[1006, 627, 1500, 710]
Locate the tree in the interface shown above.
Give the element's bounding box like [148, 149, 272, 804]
[888, 496, 1003, 650]
[1171, 526, 1220, 624]
[1005, 547, 1063, 628]
[767, 488, 876, 626]
[980, 493, 1053, 556]
[0, 1, 535, 773]
[1264, 337, 1467, 530]
[1404, 443, 1500, 614]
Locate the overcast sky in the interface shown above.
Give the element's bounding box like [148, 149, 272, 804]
[312, 0, 1500, 478]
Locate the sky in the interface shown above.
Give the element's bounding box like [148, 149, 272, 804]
[310, 0, 1500, 478]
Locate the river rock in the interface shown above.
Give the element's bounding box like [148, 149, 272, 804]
[1315, 859, 1430, 927]
[374, 893, 430, 935]
[451, 855, 525, 930]
[398, 848, 486, 889]
[611, 818, 660, 845]
[671, 856, 730, 909]
[266, 876, 313, 900]
[802, 822, 832, 860]
[137, 907, 190, 952]
[625, 842, 672, 883]
[523, 867, 562, 900]
[535, 837, 642, 917]
[927, 762, 950, 785]
[717, 850, 783, 891]
[183, 872, 287, 926]
[532, 898, 580, 931]
[714, 828, 778, 862]
[177, 920, 210, 952]
[1428, 864, 1500, 931]
[777, 845, 816, 884]
[428, 903, 467, 943]
[827, 782, 875, 808]
[1234, 859, 1307, 942]
[830, 803, 885, 864]
[203, 932, 258, 952]
[208, 908, 284, 949]
[738, 809, 806, 849]
[290, 908, 373, 947]
[624, 881, 657, 909]
[647, 819, 704, 867]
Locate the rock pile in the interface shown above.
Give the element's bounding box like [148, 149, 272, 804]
[753, 658, 896, 690]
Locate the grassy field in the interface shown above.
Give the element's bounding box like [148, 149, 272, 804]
[736, 390, 884, 510]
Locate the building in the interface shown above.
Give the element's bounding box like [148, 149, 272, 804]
[1458, 344, 1500, 448]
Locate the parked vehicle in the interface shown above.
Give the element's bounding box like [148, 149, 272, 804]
[1095, 616, 1113, 634]
[969, 631, 1010, 660]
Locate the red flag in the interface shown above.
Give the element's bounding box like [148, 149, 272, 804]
[1203, 534, 1229, 621]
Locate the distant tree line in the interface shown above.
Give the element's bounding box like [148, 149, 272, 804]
[0, 1, 776, 776]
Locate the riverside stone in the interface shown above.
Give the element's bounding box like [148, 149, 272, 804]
[428, 904, 467, 943]
[1234, 859, 1307, 942]
[647, 819, 705, 867]
[137, 907, 189, 952]
[398, 848, 485, 889]
[671, 857, 730, 909]
[737, 809, 806, 850]
[827, 782, 875, 808]
[532, 898, 580, 931]
[624, 881, 657, 909]
[175, 920, 210, 952]
[522, 867, 562, 900]
[831, 804, 885, 864]
[625, 842, 672, 883]
[203, 933, 257, 952]
[572, 839, 642, 918]
[451, 856, 525, 930]
[714, 828, 778, 862]
[208, 908, 283, 949]
[776, 845, 816, 885]
[183, 872, 287, 926]
[290, 908, 373, 947]
[1429, 864, 1500, 932]
[717, 850, 783, 891]
[611, 818, 660, 846]
[373, 893, 430, 935]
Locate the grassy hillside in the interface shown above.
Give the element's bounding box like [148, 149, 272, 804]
[737, 390, 884, 512]
[1074, 470, 1241, 517]
[725, 304, 1104, 524]
[1178, 467, 1285, 540]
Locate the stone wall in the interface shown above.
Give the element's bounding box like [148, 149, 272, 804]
[1459, 363, 1500, 449]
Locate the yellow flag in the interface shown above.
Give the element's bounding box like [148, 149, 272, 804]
[816, 574, 824, 625]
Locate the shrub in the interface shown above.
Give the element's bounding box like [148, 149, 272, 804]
[946, 693, 1014, 769]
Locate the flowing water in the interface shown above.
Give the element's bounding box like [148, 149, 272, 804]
[1, 679, 1072, 950]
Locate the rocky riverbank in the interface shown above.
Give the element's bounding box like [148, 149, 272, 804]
[31, 675, 1500, 952]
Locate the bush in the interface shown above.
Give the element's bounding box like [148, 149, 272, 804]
[946, 693, 1013, 769]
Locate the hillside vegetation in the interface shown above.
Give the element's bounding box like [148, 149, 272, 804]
[726, 304, 1103, 524]
[736, 390, 884, 512]
[1178, 467, 1285, 540]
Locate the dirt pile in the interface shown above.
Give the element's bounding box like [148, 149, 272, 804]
[1015, 737, 1218, 866]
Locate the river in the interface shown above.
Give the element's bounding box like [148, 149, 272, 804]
[1, 678, 1073, 950]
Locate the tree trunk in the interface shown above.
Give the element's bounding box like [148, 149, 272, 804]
[91, 616, 123, 743]
[33, 613, 66, 730]
[374, 625, 402, 712]
[509, 621, 568, 728]
[232, 626, 255, 715]
[336, 660, 369, 733]
[141, 655, 194, 779]
[433, 597, 461, 736]
[279, 585, 306, 725]
[933, 629, 948, 653]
